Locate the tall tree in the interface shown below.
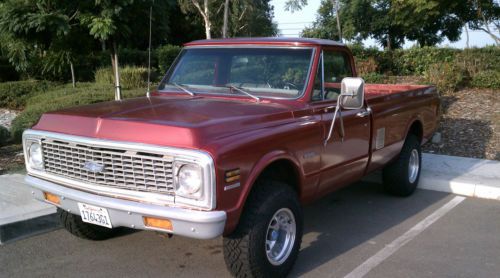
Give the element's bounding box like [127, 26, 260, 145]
[179, 0, 213, 39]
[180, 0, 277, 39]
[461, 0, 500, 45]
[227, 0, 277, 37]
[285, 0, 342, 41]
[301, 0, 471, 49]
[0, 0, 85, 83]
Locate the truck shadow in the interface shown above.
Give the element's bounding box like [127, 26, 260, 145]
[290, 181, 450, 277]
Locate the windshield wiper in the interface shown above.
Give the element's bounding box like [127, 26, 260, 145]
[171, 82, 195, 96]
[226, 85, 260, 102]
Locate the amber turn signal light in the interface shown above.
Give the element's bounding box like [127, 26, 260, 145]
[225, 168, 240, 183]
[44, 192, 60, 205]
[143, 217, 173, 231]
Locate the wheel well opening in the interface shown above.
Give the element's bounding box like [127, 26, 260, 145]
[256, 159, 300, 195]
[408, 121, 423, 143]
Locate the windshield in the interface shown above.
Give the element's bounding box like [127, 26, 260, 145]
[158, 47, 314, 99]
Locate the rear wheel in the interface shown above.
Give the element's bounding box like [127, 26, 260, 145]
[58, 208, 118, 240]
[223, 181, 303, 277]
[382, 134, 422, 196]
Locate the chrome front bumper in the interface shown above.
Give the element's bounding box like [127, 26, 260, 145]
[25, 175, 226, 239]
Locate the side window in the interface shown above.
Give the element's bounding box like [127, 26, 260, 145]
[324, 51, 352, 82]
[323, 51, 353, 100]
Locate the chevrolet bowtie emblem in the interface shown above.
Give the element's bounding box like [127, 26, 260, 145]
[83, 161, 105, 173]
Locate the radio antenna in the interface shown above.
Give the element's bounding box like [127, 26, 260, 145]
[146, 2, 153, 97]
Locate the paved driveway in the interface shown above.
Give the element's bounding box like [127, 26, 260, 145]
[1, 181, 499, 278]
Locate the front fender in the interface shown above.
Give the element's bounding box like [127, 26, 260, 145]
[223, 150, 303, 235]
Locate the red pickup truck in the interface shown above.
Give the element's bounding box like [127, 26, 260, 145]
[23, 38, 440, 277]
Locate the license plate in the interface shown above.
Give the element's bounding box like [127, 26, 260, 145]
[77, 203, 112, 228]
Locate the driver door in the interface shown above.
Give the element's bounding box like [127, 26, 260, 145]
[313, 49, 371, 195]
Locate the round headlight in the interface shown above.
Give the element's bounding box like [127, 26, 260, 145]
[177, 164, 202, 196]
[28, 142, 44, 169]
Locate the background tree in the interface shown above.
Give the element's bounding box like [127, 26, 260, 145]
[299, 0, 482, 49]
[181, 0, 278, 39]
[179, 0, 214, 39]
[286, 0, 342, 41]
[460, 0, 500, 45]
[225, 0, 277, 37]
[0, 0, 85, 84]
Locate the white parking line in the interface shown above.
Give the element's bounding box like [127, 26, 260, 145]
[343, 195, 466, 278]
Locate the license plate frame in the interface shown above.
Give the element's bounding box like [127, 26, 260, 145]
[77, 202, 113, 228]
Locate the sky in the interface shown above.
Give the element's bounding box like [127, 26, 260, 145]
[271, 0, 497, 49]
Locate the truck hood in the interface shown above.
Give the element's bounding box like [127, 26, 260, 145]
[33, 96, 296, 149]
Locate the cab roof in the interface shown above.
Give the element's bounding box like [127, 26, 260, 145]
[184, 37, 346, 47]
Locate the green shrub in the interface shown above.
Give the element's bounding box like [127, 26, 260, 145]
[94, 67, 114, 85]
[0, 125, 10, 146]
[456, 47, 500, 82]
[10, 83, 147, 142]
[95, 66, 149, 89]
[355, 57, 379, 76]
[425, 62, 467, 92]
[470, 70, 500, 89]
[393, 47, 458, 76]
[157, 44, 182, 73]
[361, 73, 387, 83]
[0, 80, 59, 109]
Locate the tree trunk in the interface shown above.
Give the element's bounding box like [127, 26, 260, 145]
[191, 0, 212, 39]
[386, 34, 391, 50]
[204, 0, 211, 39]
[111, 41, 122, 101]
[222, 0, 229, 38]
[70, 61, 75, 88]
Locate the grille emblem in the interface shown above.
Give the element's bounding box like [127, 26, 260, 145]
[83, 161, 105, 173]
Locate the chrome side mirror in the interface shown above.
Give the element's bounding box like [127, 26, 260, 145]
[340, 77, 365, 109]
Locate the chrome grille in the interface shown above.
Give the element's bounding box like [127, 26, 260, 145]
[41, 139, 175, 194]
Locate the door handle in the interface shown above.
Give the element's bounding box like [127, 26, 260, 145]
[356, 107, 372, 118]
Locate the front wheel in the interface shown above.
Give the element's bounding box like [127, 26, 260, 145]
[223, 181, 303, 277]
[382, 134, 422, 196]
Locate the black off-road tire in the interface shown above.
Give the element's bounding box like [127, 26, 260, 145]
[58, 208, 118, 240]
[223, 181, 303, 278]
[382, 134, 422, 196]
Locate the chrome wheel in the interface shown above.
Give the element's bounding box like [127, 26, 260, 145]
[265, 208, 296, 266]
[408, 149, 420, 183]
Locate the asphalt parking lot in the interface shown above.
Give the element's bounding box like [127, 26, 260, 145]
[1, 181, 499, 278]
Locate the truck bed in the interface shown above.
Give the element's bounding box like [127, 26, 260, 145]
[363, 83, 439, 173]
[365, 84, 433, 100]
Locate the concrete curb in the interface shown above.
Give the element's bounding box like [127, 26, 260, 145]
[364, 153, 500, 200]
[419, 153, 500, 200]
[0, 174, 59, 244]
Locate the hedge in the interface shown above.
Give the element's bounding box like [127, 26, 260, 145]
[157, 44, 182, 73]
[10, 83, 147, 142]
[0, 80, 59, 109]
[470, 70, 500, 89]
[353, 46, 499, 74]
[95, 66, 151, 89]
